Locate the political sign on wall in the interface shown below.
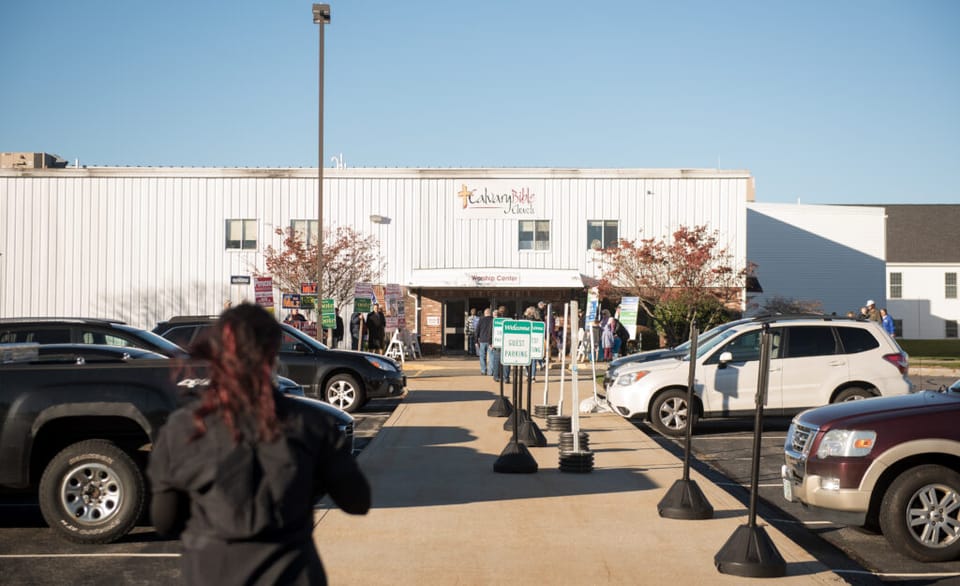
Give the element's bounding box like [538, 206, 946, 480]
[300, 282, 318, 295]
[354, 282, 375, 313]
[254, 276, 274, 307]
[300, 295, 316, 310]
[501, 320, 532, 366]
[385, 283, 402, 331]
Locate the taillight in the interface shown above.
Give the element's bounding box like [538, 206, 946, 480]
[883, 352, 908, 375]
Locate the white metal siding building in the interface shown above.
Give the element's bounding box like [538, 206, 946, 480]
[746, 202, 887, 317]
[1, 166, 753, 350]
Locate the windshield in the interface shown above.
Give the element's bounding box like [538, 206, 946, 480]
[692, 328, 741, 359]
[674, 318, 754, 359]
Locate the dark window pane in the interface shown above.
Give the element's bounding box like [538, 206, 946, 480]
[587, 221, 603, 250]
[837, 327, 879, 354]
[785, 326, 837, 358]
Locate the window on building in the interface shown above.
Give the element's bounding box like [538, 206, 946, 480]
[226, 219, 257, 250]
[893, 319, 903, 338]
[519, 220, 550, 251]
[889, 272, 902, 299]
[946, 273, 957, 299]
[947, 320, 959, 339]
[291, 219, 320, 244]
[587, 220, 619, 250]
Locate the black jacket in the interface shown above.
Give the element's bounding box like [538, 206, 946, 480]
[476, 315, 494, 344]
[148, 393, 370, 585]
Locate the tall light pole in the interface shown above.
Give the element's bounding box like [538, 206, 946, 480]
[313, 3, 330, 306]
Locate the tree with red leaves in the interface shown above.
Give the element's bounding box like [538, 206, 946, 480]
[597, 225, 748, 346]
[259, 225, 381, 314]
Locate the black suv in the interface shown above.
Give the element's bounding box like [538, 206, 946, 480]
[0, 318, 188, 357]
[153, 316, 406, 413]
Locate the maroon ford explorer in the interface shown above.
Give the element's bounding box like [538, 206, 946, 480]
[782, 382, 960, 562]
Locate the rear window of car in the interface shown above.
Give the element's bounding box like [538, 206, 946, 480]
[837, 326, 880, 354]
[160, 325, 200, 349]
[0, 328, 72, 344]
[784, 326, 837, 358]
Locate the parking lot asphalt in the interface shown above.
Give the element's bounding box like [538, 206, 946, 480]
[313, 361, 845, 585]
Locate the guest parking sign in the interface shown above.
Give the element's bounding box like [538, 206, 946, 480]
[501, 320, 532, 366]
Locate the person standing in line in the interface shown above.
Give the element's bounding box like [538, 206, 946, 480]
[476, 308, 494, 376]
[365, 303, 387, 354]
[880, 308, 896, 337]
[491, 307, 511, 383]
[147, 303, 370, 585]
[601, 315, 615, 361]
[465, 308, 478, 356]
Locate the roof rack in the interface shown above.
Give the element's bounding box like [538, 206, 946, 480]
[0, 317, 127, 325]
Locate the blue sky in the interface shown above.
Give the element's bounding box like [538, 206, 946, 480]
[2, 1, 957, 204]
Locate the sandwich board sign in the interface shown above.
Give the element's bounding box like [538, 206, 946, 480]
[501, 320, 532, 366]
[530, 321, 545, 360]
[492, 317, 507, 349]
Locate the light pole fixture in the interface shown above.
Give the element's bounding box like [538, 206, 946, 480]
[313, 3, 330, 302]
[370, 214, 391, 284]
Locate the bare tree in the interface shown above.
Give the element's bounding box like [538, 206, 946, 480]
[259, 225, 381, 313]
[598, 225, 748, 346]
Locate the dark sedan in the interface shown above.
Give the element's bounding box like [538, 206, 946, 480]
[153, 316, 406, 413]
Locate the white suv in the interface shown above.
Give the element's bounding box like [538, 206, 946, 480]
[604, 316, 911, 436]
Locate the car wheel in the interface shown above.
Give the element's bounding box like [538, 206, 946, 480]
[879, 464, 960, 562]
[649, 389, 696, 437]
[324, 373, 365, 413]
[835, 387, 873, 402]
[38, 440, 144, 544]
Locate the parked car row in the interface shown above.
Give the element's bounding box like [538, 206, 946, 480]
[0, 315, 407, 413]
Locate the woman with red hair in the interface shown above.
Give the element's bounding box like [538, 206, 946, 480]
[148, 303, 370, 585]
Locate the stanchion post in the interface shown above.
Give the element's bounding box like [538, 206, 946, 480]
[715, 323, 786, 577]
[657, 320, 714, 519]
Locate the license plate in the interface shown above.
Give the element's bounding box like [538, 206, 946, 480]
[783, 478, 793, 502]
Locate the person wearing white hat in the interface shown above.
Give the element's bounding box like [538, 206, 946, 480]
[865, 300, 880, 322]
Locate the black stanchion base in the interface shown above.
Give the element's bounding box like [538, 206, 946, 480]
[518, 419, 547, 447]
[715, 524, 787, 578]
[545, 414, 571, 432]
[657, 478, 714, 520]
[558, 450, 594, 473]
[493, 440, 538, 474]
[487, 396, 513, 418]
[503, 409, 529, 431]
[533, 404, 558, 419]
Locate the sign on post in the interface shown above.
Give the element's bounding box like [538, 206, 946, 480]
[254, 276, 274, 308]
[531, 321, 545, 360]
[492, 317, 507, 349]
[620, 296, 640, 340]
[321, 298, 336, 329]
[354, 282, 374, 313]
[501, 320, 532, 366]
[586, 287, 600, 322]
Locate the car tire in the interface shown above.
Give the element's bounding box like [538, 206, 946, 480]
[835, 387, 873, 402]
[879, 464, 960, 562]
[324, 373, 365, 413]
[649, 389, 696, 437]
[38, 439, 144, 544]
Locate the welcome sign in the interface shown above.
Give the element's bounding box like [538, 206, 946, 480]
[453, 179, 545, 219]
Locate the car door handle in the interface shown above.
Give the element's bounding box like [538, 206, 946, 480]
[828, 360, 846, 366]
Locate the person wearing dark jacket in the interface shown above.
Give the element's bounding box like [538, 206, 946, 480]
[365, 304, 387, 354]
[349, 312, 363, 350]
[475, 307, 493, 376]
[147, 303, 370, 585]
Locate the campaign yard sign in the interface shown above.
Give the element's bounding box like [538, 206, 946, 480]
[321, 298, 336, 329]
[501, 320, 532, 366]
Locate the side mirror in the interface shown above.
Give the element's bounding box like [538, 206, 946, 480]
[718, 351, 733, 368]
[292, 343, 310, 354]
